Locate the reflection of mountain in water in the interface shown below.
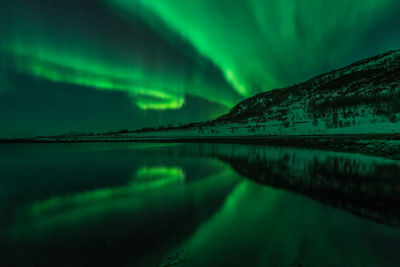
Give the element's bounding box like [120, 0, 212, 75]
[174, 144, 400, 227]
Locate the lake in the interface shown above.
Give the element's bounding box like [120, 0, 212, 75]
[0, 143, 400, 267]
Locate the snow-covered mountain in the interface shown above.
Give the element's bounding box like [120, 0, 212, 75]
[125, 49, 400, 137]
[213, 49, 400, 135]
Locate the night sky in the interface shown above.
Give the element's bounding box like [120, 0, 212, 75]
[1, 0, 400, 137]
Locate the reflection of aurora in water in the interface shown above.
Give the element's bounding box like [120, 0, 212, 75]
[2, 143, 400, 266]
[10, 167, 237, 238]
[16, 167, 185, 224]
[134, 166, 185, 185]
[173, 181, 400, 267]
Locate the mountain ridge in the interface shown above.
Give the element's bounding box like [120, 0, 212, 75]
[216, 49, 400, 128]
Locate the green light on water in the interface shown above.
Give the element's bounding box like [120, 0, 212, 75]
[134, 166, 186, 186]
[10, 167, 239, 240]
[28, 166, 186, 217]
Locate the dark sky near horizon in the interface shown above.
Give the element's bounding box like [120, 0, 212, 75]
[1, 0, 400, 137]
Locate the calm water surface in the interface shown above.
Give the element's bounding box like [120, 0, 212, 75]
[0, 143, 399, 267]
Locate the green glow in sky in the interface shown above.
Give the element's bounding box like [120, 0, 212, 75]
[1, 0, 400, 134]
[5, 44, 186, 110]
[0, 2, 242, 112]
[109, 0, 394, 97]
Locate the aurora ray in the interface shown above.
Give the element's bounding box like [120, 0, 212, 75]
[0, 0, 400, 135]
[0, 0, 242, 112]
[108, 0, 399, 97]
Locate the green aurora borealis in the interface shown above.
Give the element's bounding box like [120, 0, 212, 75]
[1, 0, 400, 136]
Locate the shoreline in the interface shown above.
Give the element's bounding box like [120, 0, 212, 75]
[1, 134, 399, 160]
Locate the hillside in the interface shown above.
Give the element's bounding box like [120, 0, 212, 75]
[128, 48, 400, 137]
[213, 49, 400, 135]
